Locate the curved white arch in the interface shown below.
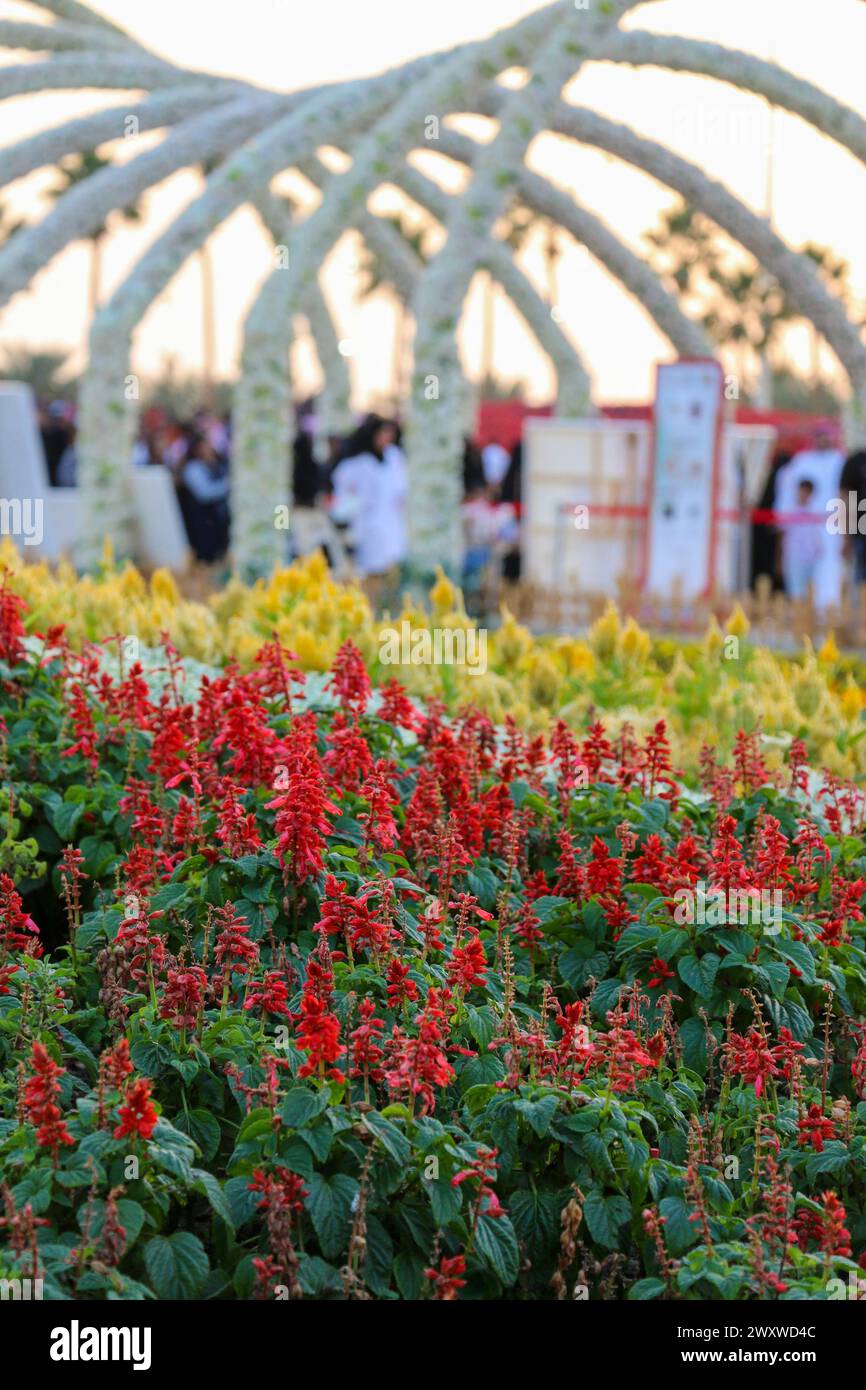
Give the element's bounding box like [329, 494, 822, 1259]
[0, 94, 290, 308]
[0, 20, 132, 53]
[406, 0, 650, 570]
[551, 104, 866, 403]
[601, 30, 866, 165]
[0, 92, 236, 188]
[2, 0, 863, 568]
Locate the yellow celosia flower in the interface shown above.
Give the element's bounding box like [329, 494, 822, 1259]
[703, 616, 725, 659]
[725, 603, 750, 640]
[818, 633, 839, 665]
[429, 568, 457, 617]
[587, 601, 621, 662]
[620, 617, 652, 668]
[840, 678, 862, 722]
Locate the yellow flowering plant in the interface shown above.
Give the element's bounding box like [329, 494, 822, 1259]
[4, 541, 864, 779]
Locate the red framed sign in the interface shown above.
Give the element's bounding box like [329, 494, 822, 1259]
[640, 359, 726, 598]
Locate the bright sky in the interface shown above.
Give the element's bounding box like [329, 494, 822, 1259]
[1, 0, 865, 407]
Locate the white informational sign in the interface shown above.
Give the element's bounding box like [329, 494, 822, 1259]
[644, 360, 724, 598]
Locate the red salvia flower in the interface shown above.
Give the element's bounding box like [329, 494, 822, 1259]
[386, 957, 419, 1009]
[448, 928, 488, 993]
[349, 996, 386, 1098]
[61, 683, 100, 770]
[385, 989, 454, 1115]
[377, 678, 419, 732]
[647, 957, 675, 990]
[359, 759, 400, 853]
[102, 1037, 134, 1091]
[244, 970, 292, 1018]
[0, 573, 27, 665]
[326, 640, 371, 715]
[213, 903, 259, 982]
[722, 1028, 779, 1098]
[0, 874, 42, 957]
[424, 1254, 466, 1300]
[159, 965, 208, 1031]
[797, 1104, 836, 1153]
[295, 979, 345, 1081]
[114, 1077, 158, 1141]
[24, 1042, 74, 1161]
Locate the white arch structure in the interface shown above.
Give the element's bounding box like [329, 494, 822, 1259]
[1, 0, 864, 572]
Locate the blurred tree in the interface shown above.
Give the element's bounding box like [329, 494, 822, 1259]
[501, 202, 563, 309]
[645, 201, 861, 407]
[46, 149, 144, 325]
[0, 346, 77, 400]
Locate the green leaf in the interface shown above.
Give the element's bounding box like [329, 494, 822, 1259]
[361, 1111, 411, 1165]
[364, 1215, 395, 1297]
[510, 1188, 562, 1258]
[772, 938, 816, 984]
[298, 1254, 342, 1296]
[474, 1213, 519, 1286]
[428, 1175, 462, 1226]
[584, 1132, 616, 1179]
[191, 1169, 234, 1230]
[590, 977, 625, 1018]
[144, 1232, 209, 1299]
[148, 1143, 193, 1182]
[804, 1142, 849, 1181]
[49, 800, 84, 840]
[459, 1054, 504, 1088]
[148, 881, 191, 913]
[12, 1168, 52, 1214]
[393, 1250, 425, 1300]
[130, 1040, 172, 1078]
[224, 1176, 262, 1228]
[56, 1155, 104, 1188]
[756, 958, 790, 1000]
[656, 928, 688, 960]
[281, 1087, 327, 1129]
[466, 1006, 496, 1051]
[678, 952, 720, 1000]
[679, 1017, 711, 1074]
[514, 1094, 558, 1138]
[175, 1108, 220, 1162]
[659, 1195, 697, 1254]
[629, 1277, 666, 1300]
[306, 1172, 359, 1261]
[583, 1191, 630, 1249]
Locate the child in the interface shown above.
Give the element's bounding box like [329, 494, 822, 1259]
[782, 478, 823, 600]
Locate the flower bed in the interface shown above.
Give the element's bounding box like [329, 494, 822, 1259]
[4, 543, 866, 779]
[1, 573, 866, 1301]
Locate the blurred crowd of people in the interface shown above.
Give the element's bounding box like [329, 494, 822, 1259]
[36, 397, 525, 598]
[751, 420, 866, 608]
[36, 398, 866, 612]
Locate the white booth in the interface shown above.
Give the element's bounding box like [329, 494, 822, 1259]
[524, 365, 777, 603]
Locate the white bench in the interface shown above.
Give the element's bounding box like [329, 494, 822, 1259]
[0, 380, 189, 570]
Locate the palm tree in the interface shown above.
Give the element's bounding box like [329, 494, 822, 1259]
[645, 203, 862, 406]
[502, 203, 563, 309]
[0, 346, 76, 400]
[46, 149, 144, 327]
[197, 158, 226, 408]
